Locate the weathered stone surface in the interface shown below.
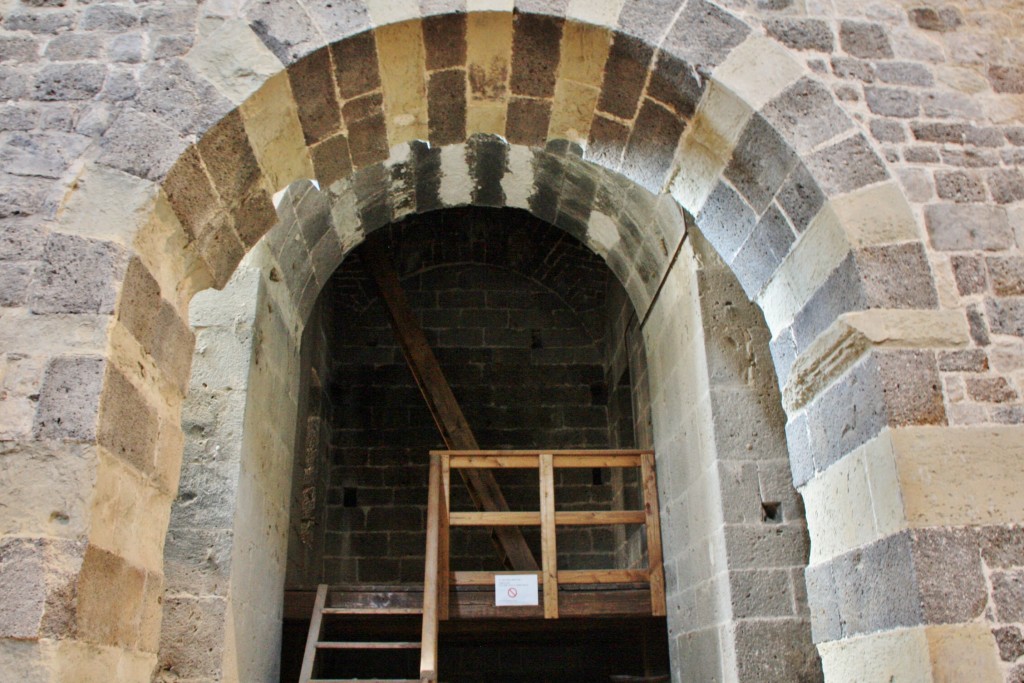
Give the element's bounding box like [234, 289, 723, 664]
[423, 14, 466, 72]
[805, 134, 888, 195]
[288, 47, 341, 146]
[0, 537, 83, 640]
[161, 147, 220, 241]
[994, 625, 1024, 663]
[75, 544, 147, 648]
[646, 51, 703, 120]
[726, 114, 797, 214]
[331, 31, 380, 100]
[510, 13, 562, 99]
[734, 618, 822, 682]
[506, 96, 550, 148]
[157, 596, 228, 678]
[839, 21, 893, 59]
[934, 170, 986, 203]
[695, 181, 757, 263]
[197, 110, 261, 205]
[911, 528, 987, 624]
[909, 6, 963, 32]
[966, 376, 1018, 403]
[97, 364, 159, 475]
[663, 0, 749, 68]
[622, 99, 685, 193]
[776, 163, 824, 233]
[992, 571, 1024, 622]
[865, 87, 919, 118]
[596, 33, 651, 120]
[98, 109, 186, 181]
[311, 133, 353, 188]
[32, 354, 106, 441]
[988, 169, 1024, 205]
[33, 63, 106, 101]
[989, 64, 1024, 94]
[765, 18, 833, 52]
[856, 243, 939, 310]
[29, 233, 128, 315]
[925, 204, 1013, 251]
[135, 59, 232, 138]
[246, 0, 324, 64]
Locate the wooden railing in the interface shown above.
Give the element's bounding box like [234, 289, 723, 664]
[418, 449, 665, 682]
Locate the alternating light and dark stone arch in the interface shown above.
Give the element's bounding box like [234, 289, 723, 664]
[8, 3, 1010, 682]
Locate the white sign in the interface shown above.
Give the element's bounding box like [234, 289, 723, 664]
[494, 574, 539, 606]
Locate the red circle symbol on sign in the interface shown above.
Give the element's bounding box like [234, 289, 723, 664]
[507, 587, 518, 598]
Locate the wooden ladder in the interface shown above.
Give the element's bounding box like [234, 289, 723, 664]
[298, 584, 426, 683]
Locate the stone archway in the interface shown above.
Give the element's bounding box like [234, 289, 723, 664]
[3, 4, 1020, 683]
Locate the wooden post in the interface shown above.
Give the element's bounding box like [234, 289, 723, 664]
[420, 455, 442, 682]
[641, 452, 666, 617]
[439, 456, 450, 621]
[539, 453, 559, 619]
[298, 584, 328, 683]
[360, 238, 538, 572]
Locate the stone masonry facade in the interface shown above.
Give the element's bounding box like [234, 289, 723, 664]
[0, 0, 1022, 682]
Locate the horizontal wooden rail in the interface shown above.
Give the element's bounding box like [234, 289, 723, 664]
[449, 510, 647, 526]
[451, 569, 650, 586]
[434, 449, 654, 457]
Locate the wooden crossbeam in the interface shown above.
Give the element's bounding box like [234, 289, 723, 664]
[360, 238, 539, 572]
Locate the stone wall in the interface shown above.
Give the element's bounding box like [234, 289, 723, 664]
[285, 208, 649, 587]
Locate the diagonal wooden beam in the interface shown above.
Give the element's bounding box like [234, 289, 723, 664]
[359, 238, 539, 572]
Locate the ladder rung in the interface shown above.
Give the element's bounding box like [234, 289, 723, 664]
[321, 607, 422, 615]
[315, 641, 421, 650]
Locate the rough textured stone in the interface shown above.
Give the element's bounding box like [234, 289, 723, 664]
[97, 109, 185, 181]
[288, 47, 341, 146]
[839, 21, 893, 59]
[865, 87, 919, 118]
[510, 13, 562, 99]
[988, 169, 1024, 205]
[994, 625, 1024, 663]
[987, 257, 1024, 296]
[596, 34, 651, 120]
[622, 99, 685, 193]
[29, 233, 128, 315]
[696, 182, 758, 263]
[909, 7, 963, 32]
[646, 51, 703, 120]
[776, 163, 824, 233]
[856, 242, 938, 309]
[992, 571, 1024, 622]
[331, 31, 380, 100]
[33, 63, 106, 101]
[725, 114, 797, 214]
[966, 377, 1018, 403]
[663, 0, 749, 68]
[805, 134, 888, 195]
[32, 355, 106, 441]
[97, 364, 159, 475]
[934, 171, 987, 203]
[423, 14, 466, 72]
[989, 65, 1024, 94]
[764, 18, 833, 52]
[910, 528, 987, 624]
[506, 96, 550, 148]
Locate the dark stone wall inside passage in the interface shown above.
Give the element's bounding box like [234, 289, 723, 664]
[285, 207, 648, 587]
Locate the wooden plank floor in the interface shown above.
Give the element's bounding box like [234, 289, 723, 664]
[284, 584, 653, 621]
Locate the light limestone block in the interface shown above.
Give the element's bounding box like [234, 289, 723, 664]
[440, 144, 472, 206]
[467, 0, 514, 11]
[376, 20, 429, 146]
[670, 83, 751, 215]
[0, 310, 111, 357]
[501, 144, 533, 209]
[803, 444, 876, 564]
[558, 22, 611, 87]
[565, 0, 625, 27]
[240, 72, 315, 193]
[925, 624, 1003, 683]
[185, 19, 284, 106]
[713, 36, 804, 111]
[863, 429, 907, 539]
[58, 163, 158, 246]
[783, 309, 970, 412]
[0, 442, 98, 540]
[365, 0, 421, 26]
[549, 80, 600, 145]
[465, 12, 512, 136]
[819, 626, 934, 683]
[585, 210, 620, 256]
[892, 425, 1024, 527]
[831, 181, 923, 247]
[134, 192, 199, 310]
